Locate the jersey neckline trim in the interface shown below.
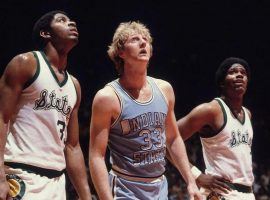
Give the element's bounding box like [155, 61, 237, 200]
[114, 77, 154, 105]
[219, 97, 246, 125]
[40, 51, 68, 87]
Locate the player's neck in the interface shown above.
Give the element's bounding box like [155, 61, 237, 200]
[43, 46, 68, 72]
[119, 75, 150, 100]
[120, 64, 147, 90]
[119, 72, 147, 91]
[221, 95, 243, 112]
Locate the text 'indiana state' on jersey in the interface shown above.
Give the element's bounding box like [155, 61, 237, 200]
[108, 77, 168, 178]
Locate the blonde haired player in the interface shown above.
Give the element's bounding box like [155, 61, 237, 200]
[89, 21, 202, 200]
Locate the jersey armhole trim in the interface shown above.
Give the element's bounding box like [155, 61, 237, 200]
[200, 98, 227, 138]
[148, 77, 168, 107]
[214, 98, 227, 134]
[107, 83, 123, 128]
[23, 51, 40, 90]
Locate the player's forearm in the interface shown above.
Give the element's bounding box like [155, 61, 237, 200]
[89, 157, 113, 200]
[0, 158, 5, 181]
[65, 145, 92, 200]
[167, 136, 195, 184]
[0, 119, 8, 180]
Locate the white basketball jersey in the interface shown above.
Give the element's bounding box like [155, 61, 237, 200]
[4, 51, 77, 171]
[200, 98, 254, 186]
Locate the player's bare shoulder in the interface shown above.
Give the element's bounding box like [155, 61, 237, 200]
[8, 52, 36, 72]
[197, 99, 220, 114]
[184, 100, 221, 127]
[182, 99, 225, 134]
[151, 77, 173, 92]
[195, 99, 222, 119]
[2, 52, 37, 86]
[151, 77, 174, 104]
[201, 99, 226, 129]
[92, 84, 121, 113]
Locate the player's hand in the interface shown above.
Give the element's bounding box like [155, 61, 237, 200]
[196, 174, 231, 193]
[0, 179, 10, 200]
[187, 181, 203, 200]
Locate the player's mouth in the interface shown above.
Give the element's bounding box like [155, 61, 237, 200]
[139, 49, 147, 55]
[70, 28, 79, 36]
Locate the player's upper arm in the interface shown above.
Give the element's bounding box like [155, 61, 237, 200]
[70, 76, 82, 111]
[65, 76, 81, 146]
[0, 52, 36, 122]
[177, 101, 217, 140]
[89, 86, 119, 158]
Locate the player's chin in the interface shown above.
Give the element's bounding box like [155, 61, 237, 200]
[234, 87, 246, 95]
[70, 35, 79, 41]
[68, 37, 79, 45]
[138, 57, 150, 62]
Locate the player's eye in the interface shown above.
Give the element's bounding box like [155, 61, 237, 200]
[57, 17, 66, 23]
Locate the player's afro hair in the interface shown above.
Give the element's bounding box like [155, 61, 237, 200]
[215, 57, 250, 91]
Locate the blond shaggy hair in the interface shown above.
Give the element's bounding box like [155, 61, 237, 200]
[107, 21, 153, 75]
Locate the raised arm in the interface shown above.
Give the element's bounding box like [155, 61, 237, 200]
[65, 77, 92, 200]
[89, 86, 118, 200]
[0, 52, 36, 199]
[156, 79, 202, 200]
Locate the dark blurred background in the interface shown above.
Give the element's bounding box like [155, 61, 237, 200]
[1, 0, 270, 199]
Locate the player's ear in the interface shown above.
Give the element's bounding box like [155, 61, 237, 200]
[40, 30, 51, 39]
[118, 50, 125, 59]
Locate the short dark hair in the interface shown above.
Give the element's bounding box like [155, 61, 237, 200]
[32, 10, 68, 49]
[215, 57, 251, 92]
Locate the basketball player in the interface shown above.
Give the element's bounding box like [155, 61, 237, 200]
[177, 57, 255, 200]
[0, 11, 91, 199]
[89, 21, 202, 200]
